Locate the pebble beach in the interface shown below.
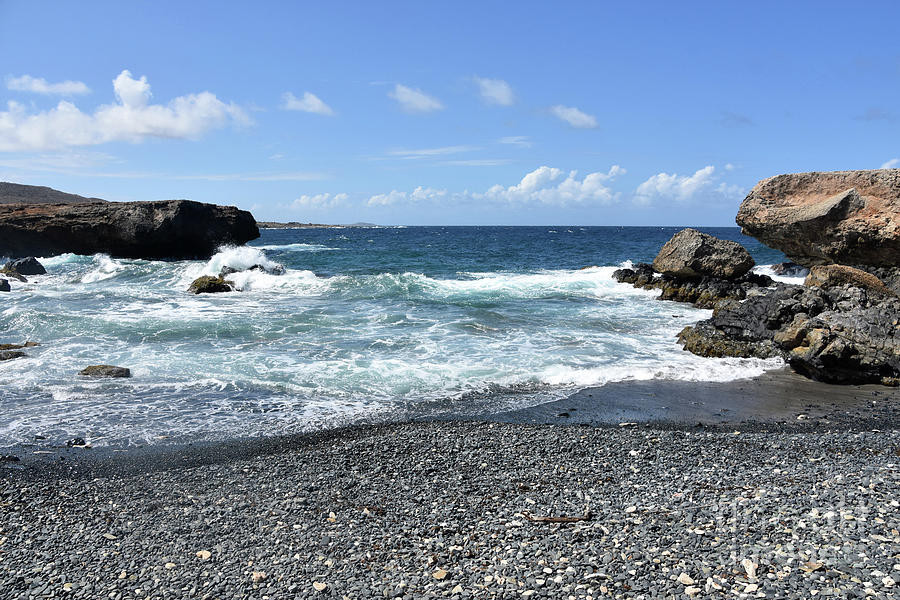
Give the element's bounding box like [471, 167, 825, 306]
[3, 418, 898, 599]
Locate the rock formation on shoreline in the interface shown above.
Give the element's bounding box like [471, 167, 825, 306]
[0, 191, 259, 260]
[654, 169, 900, 386]
[736, 169, 900, 267]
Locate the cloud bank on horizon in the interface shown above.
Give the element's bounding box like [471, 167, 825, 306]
[0, 2, 897, 225]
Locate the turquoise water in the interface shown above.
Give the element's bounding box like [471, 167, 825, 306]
[0, 226, 790, 449]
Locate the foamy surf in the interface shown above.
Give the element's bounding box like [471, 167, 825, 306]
[0, 226, 790, 449]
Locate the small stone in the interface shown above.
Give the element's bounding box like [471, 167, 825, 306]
[313, 581, 327, 592]
[451, 584, 464, 594]
[251, 571, 267, 583]
[625, 506, 637, 513]
[685, 586, 701, 596]
[164, 562, 176, 570]
[102, 533, 117, 540]
[678, 573, 696, 585]
[196, 550, 211, 560]
[883, 576, 896, 588]
[742, 558, 758, 579]
[433, 568, 449, 580]
[744, 583, 759, 593]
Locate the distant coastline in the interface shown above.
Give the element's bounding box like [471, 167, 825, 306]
[256, 221, 378, 229]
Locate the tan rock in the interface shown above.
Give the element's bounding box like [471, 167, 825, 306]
[805, 264, 895, 298]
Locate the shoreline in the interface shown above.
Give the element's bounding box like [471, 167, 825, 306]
[4, 366, 898, 477]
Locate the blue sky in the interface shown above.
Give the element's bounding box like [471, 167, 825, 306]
[1, 1, 898, 225]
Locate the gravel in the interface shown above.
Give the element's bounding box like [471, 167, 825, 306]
[1, 421, 899, 599]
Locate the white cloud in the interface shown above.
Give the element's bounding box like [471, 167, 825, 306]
[549, 105, 598, 129]
[386, 145, 478, 159]
[481, 165, 624, 206]
[634, 165, 743, 205]
[7, 74, 90, 95]
[281, 91, 335, 116]
[365, 165, 624, 208]
[474, 77, 514, 106]
[292, 192, 347, 210]
[881, 158, 899, 169]
[388, 84, 444, 113]
[0, 69, 248, 152]
[499, 135, 532, 148]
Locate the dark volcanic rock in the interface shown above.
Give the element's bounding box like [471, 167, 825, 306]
[737, 169, 900, 267]
[613, 262, 773, 309]
[0, 199, 259, 260]
[219, 263, 284, 278]
[188, 275, 235, 294]
[652, 228, 755, 280]
[0, 279, 8, 292]
[770, 262, 808, 277]
[679, 282, 900, 385]
[3, 256, 46, 275]
[78, 365, 131, 378]
[0, 350, 25, 361]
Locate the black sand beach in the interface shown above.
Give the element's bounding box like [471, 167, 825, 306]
[2, 373, 899, 599]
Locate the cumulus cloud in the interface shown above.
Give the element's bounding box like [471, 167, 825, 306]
[7, 74, 90, 95]
[292, 192, 347, 210]
[474, 77, 514, 106]
[281, 91, 335, 116]
[549, 105, 598, 129]
[481, 165, 624, 206]
[634, 165, 742, 205]
[367, 187, 449, 207]
[388, 84, 444, 113]
[881, 158, 899, 169]
[0, 69, 248, 152]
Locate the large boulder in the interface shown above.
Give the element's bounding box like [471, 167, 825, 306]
[736, 169, 900, 267]
[3, 257, 46, 275]
[652, 228, 755, 280]
[0, 199, 259, 260]
[0, 279, 8, 292]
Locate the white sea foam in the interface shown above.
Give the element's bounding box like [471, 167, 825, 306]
[81, 254, 123, 283]
[754, 264, 807, 285]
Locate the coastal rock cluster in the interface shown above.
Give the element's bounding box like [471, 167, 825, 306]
[0, 182, 259, 260]
[618, 169, 900, 385]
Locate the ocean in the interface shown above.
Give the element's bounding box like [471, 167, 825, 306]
[0, 226, 797, 450]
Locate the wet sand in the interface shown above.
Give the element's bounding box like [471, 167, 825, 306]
[491, 367, 900, 431]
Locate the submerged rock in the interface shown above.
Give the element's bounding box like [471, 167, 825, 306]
[770, 262, 808, 277]
[737, 169, 900, 267]
[0, 350, 25, 361]
[652, 228, 755, 280]
[79, 365, 131, 378]
[0, 197, 259, 260]
[188, 275, 235, 294]
[219, 263, 285, 278]
[3, 256, 45, 275]
[0, 279, 8, 292]
[0, 342, 39, 350]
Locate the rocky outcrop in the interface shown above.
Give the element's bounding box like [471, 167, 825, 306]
[805, 265, 896, 299]
[0, 279, 8, 292]
[679, 282, 900, 385]
[736, 169, 900, 267]
[3, 257, 45, 275]
[188, 275, 234, 294]
[652, 228, 755, 279]
[613, 232, 769, 309]
[0, 199, 259, 260]
[79, 365, 131, 378]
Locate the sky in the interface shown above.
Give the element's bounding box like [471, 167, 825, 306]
[1, 1, 898, 226]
